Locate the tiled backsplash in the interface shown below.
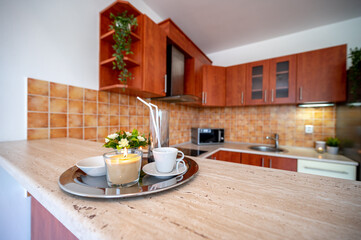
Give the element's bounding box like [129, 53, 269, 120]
[27, 78, 336, 147]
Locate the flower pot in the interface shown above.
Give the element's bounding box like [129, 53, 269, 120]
[327, 146, 339, 155]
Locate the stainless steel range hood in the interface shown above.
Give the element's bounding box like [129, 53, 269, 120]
[151, 45, 199, 103]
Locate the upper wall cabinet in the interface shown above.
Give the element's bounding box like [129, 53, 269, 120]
[226, 64, 247, 106]
[99, 1, 166, 97]
[201, 65, 226, 106]
[297, 45, 347, 103]
[245, 55, 296, 105]
[269, 55, 297, 104]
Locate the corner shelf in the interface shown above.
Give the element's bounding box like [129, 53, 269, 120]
[100, 56, 140, 68]
[100, 30, 141, 43]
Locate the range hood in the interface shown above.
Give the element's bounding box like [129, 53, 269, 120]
[152, 45, 199, 103]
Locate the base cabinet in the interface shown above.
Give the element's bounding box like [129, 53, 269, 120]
[241, 153, 297, 171]
[31, 197, 77, 240]
[208, 150, 241, 163]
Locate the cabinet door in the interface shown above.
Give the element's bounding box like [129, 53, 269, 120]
[226, 64, 247, 106]
[246, 60, 270, 105]
[268, 156, 297, 172]
[269, 55, 296, 104]
[143, 15, 167, 96]
[209, 151, 241, 163]
[241, 153, 265, 167]
[202, 66, 226, 106]
[297, 45, 346, 103]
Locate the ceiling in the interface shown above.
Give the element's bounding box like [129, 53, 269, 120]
[143, 0, 361, 54]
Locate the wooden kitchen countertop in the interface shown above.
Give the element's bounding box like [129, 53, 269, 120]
[0, 138, 360, 240]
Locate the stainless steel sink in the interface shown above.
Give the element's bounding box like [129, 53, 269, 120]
[249, 145, 287, 153]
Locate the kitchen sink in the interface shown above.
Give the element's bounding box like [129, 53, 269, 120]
[249, 145, 287, 153]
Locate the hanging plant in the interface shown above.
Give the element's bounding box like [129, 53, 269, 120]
[347, 47, 361, 102]
[109, 11, 138, 85]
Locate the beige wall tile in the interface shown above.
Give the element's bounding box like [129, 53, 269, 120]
[69, 114, 83, 128]
[84, 115, 97, 127]
[28, 78, 48, 96]
[98, 91, 109, 103]
[28, 95, 48, 112]
[84, 128, 97, 139]
[98, 115, 109, 126]
[28, 129, 48, 140]
[69, 86, 83, 100]
[110, 116, 119, 126]
[50, 98, 67, 113]
[69, 128, 83, 139]
[97, 127, 108, 138]
[28, 112, 48, 128]
[84, 102, 97, 114]
[98, 103, 109, 115]
[110, 105, 120, 115]
[69, 100, 83, 114]
[84, 89, 97, 101]
[50, 128, 67, 138]
[110, 93, 119, 104]
[50, 113, 67, 128]
[50, 82, 67, 98]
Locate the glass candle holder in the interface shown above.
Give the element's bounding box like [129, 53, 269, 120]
[103, 149, 142, 187]
[315, 141, 326, 153]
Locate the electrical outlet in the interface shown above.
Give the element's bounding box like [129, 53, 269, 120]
[305, 125, 314, 134]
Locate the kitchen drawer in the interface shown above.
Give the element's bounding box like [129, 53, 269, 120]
[297, 159, 356, 180]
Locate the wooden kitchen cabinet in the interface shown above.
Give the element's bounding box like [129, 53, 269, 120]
[246, 55, 296, 105]
[297, 44, 347, 103]
[99, 1, 166, 98]
[269, 55, 297, 104]
[241, 153, 297, 171]
[226, 64, 247, 106]
[246, 60, 270, 105]
[201, 65, 226, 106]
[208, 150, 242, 163]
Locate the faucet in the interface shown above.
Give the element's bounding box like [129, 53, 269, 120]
[266, 133, 279, 149]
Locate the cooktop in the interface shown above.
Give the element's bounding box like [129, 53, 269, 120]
[176, 147, 207, 157]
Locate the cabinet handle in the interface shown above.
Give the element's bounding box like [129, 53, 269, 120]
[202, 92, 204, 104]
[205, 92, 207, 104]
[261, 158, 264, 167]
[264, 90, 267, 102]
[299, 87, 302, 101]
[271, 89, 274, 102]
[241, 92, 244, 104]
[304, 167, 348, 175]
[269, 159, 272, 168]
[164, 74, 167, 93]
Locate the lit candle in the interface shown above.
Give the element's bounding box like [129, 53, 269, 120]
[317, 147, 324, 153]
[104, 150, 142, 187]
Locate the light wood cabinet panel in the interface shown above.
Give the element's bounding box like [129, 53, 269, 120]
[245, 60, 270, 105]
[201, 66, 226, 106]
[269, 55, 297, 104]
[226, 64, 247, 106]
[297, 44, 347, 103]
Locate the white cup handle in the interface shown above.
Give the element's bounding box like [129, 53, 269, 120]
[176, 150, 185, 172]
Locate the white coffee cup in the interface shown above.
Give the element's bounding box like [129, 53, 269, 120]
[153, 147, 185, 173]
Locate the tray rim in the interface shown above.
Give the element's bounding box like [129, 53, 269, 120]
[58, 157, 198, 199]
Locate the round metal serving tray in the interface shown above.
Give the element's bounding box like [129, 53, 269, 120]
[58, 157, 198, 199]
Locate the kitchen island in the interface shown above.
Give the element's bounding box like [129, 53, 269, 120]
[0, 138, 360, 240]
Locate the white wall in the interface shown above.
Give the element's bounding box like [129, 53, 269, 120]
[208, 17, 361, 68]
[0, 0, 162, 142]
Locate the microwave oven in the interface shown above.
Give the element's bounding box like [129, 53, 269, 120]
[191, 128, 224, 145]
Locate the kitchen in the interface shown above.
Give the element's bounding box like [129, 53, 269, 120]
[1, 0, 361, 239]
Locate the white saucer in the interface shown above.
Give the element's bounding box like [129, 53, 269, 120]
[142, 162, 187, 178]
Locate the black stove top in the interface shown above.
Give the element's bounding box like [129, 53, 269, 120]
[177, 147, 207, 157]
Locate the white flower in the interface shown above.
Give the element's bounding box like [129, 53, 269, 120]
[107, 133, 119, 139]
[105, 138, 109, 143]
[119, 138, 129, 148]
[137, 136, 145, 142]
[126, 131, 132, 137]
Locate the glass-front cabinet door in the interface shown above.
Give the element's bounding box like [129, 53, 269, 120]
[246, 60, 269, 105]
[269, 55, 296, 104]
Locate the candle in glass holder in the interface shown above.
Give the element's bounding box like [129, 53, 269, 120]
[315, 141, 326, 153]
[103, 149, 142, 187]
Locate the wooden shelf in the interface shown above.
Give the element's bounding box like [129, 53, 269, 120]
[251, 89, 263, 92]
[276, 71, 289, 74]
[100, 30, 141, 43]
[252, 74, 263, 78]
[100, 56, 140, 68]
[276, 87, 289, 90]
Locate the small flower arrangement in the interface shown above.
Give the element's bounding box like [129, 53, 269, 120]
[103, 129, 148, 150]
